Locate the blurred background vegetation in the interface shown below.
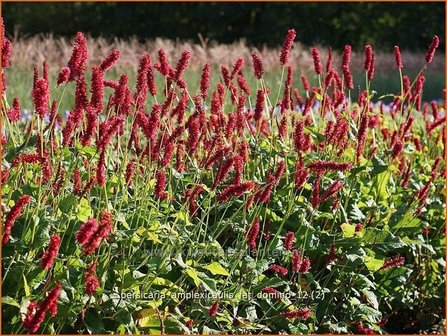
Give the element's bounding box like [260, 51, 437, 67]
[3, 2, 445, 52]
[2, 2, 445, 104]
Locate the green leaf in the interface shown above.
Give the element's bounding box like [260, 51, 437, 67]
[76, 198, 92, 222]
[371, 157, 388, 174]
[264, 207, 282, 222]
[202, 262, 230, 276]
[2, 296, 20, 308]
[149, 277, 182, 291]
[59, 194, 77, 214]
[199, 274, 217, 294]
[362, 228, 406, 253]
[76, 144, 97, 159]
[371, 169, 390, 201]
[362, 289, 379, 309]
[323, 322, 348, 334]
[23, 274, 31, 297]
[340, 223, 356, 238]
[363, 256, 384, 272]
[185, 268, 201, 287]
[5, 135, 37, 161]
[136, 227, 163, 244]
[356, 303, 382, 322]
[136, 308, 164, 330]
[84, 309, 105, 333]
[390, 210, 421, 230]
[171, 210, 191, 226]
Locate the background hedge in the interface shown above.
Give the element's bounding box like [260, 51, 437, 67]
[3, 2, 445, 51]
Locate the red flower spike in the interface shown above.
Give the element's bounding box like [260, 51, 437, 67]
[254, 89, 265, 121]
[311, 47, 322, 75]
[247, 217, 260, 250]
[356, 322, 375, 335]
[284, 231, 295, 250]
[100, 49, 120, 72]
[380, 254, 405, 270]
[393, 46, 403, 69]
[200, 63, 211, 99]
[301, 75, 310, 91]
[342, 45, 352, 69]
[186, 319, 194, 329]
[32, 78, 50, 119]
[66, 32, 88, 81]
[364, 44, 375, 81]
[1, 38, 12, 68]
[174, 49, 191, 82]
[209, 301, 219, 317]
[280, 308, 311, 320]
[217, 181, 255, 202]
[308, 160, 352, 174]
[155, 170, 168, 200]
[261, 287, 281, 301]
[251, 52, 264, 79]
[40, 234, 61, 270]
[425, 35, 439, 64]
[237, 73, 251, 95]
[90, 66, 104, 112]
[269, 264, 288, 277]
[85, 262, 100, 295]
[230, 57, 244, 80]
[391, 141, 404, 159]
[220, 65, 230, 87]
[155, 48, 171, 77]
[292, 249, 302, 271]
[3, 195, 31, 244]
[280, 29, 296, 65]
[57, 67, 71, 86]
[320, 180, 344, 202]
[299, 258, 311, 273]
[7, 97, 21, 122]
[76, 219, 99, 245]
[356, 112, 368, 161]
[23, 284, 62, 333]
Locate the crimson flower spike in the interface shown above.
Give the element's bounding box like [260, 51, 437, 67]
[280, 308, 311, 320]
[251, 52, 264, 79]
[342, 45, 351, 69]
[200, 63, 210, 99]
[174, 49, 191, 82]
[247, 217, 260, 250]
[66, 32, 87, 81]
[100, 49, 120, 72]
[230, 57, 244, 80]
[393, 46, 403, 69]
[284, 231, 295, 250]
[3, 195, 31, 244]
[311, 47, 322, 75]
[32, 78, 50, 119]
[280, 29, 296, 65]
[425, 35, 439, 64]
[40, 234, 61, 270]
[364, 44, 375, 81]
[85, 262, 100, 295]
[326, 47, 333, 73]
[209, 301, 219, 317]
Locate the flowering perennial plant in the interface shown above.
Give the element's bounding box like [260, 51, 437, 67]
[1, 23, 445, 334]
